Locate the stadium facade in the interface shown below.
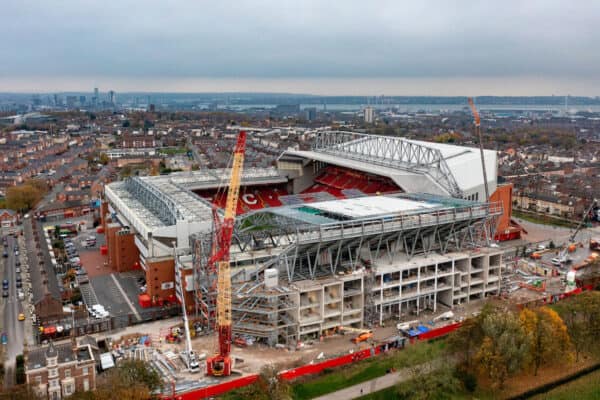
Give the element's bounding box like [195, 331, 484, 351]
[102, 131, 505, 346]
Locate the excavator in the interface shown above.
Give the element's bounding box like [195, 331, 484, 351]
[206, 130, 247, 377]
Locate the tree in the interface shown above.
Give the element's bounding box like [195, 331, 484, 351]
[397, 363, 460, 400]
[99, 153, 110, 165]
[6, 184, 43, 212]
[554, 291, 600, 361]
[235, 364, 291, 400]
[0, 384, 44, 400]
[474, 309, 529, 389]
[86, 360, 162, 400]
[520, 307, 573, 375]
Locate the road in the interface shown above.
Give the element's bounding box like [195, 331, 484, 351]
[2, 235, 25, 388]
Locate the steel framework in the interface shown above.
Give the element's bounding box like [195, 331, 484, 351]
[312, 131, 463, 198]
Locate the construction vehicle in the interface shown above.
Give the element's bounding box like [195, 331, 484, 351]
[432, 311, 454, 323]
[339, 326, 373, 343]
[555, 199, 597, 264]
[206, 131, 247, 377]
[177, 267, 200, 373]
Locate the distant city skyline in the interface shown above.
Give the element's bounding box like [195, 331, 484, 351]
[2, 1, 600, 95]
[2, 76, 600, 97]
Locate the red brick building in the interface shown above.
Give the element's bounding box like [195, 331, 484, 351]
[26, 340, 96, 399]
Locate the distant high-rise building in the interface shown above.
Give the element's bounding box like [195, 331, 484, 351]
[66, 96, 77, 108]
[304, 107, 317, 121]
[79, 95, 86, 106]
[53, 94, 61, 106]
[93, 87, 99, 106]
[364, 106, 374, 123]
[109, 90, 116, 106]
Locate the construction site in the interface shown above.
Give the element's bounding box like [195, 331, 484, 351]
[99, 125, 528, 396]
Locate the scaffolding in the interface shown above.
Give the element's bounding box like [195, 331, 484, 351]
[232, 283, 298, 346]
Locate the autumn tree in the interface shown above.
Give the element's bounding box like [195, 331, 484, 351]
[234, 364, 291, 400]
[397, 363, 460, 400]
[67, 360, 163, 400]
[520, 307, 573, 376]
[474, 309, 529, 389]
[6, 183, 43, 212]
[554, 291, 600, 361]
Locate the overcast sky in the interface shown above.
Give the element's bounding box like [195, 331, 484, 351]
[1, 0, 599, 95]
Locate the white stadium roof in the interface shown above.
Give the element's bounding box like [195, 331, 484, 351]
[281, 131, 497, 199]
[306, 196, 438, 219]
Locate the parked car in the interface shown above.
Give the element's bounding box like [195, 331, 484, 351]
[2, 280, 8, 289]
[2, 290, 8, 298]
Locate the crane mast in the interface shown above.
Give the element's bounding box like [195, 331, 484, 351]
[467, 97, 490, 202]
[206, 130, 246, 377]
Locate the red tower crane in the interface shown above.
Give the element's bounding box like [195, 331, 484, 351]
[206, 130, 246, 377]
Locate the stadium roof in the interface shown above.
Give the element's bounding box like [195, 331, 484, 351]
[281, 131, 497, 198]
[305, 196, 438, 219]
[165, 167, 287, 190]
[104, 167, 287, 239]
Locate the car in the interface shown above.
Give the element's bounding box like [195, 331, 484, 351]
[14, 250, 19, 256]
[2, 251, 7, 258]
[537, 244, 546, 251]
[18, 313, 25, 321]
[2, 279, 8, 289]
[15, 259, 20, 266]
[1, 333, 7, 345]
[2, 290, 8, 298]
[15, 267, 21, 274]
[16, 281, 22, 289]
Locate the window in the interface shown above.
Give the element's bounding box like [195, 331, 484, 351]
[64, 369, 71, 378]
[49, 368, 58, 378]
[64, 383, 73, 395]
[82, 367, 88, 376]
[83, 378, 89, 391]
[47, 358, 57, 367]
[35, 376, 42, 385]
[50, 379, 59, 388]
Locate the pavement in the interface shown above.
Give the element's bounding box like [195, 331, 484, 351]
[312, 358, 448, 400]
[2, 234, 26, 388]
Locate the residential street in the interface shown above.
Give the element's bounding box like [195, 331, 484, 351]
[2, 235, 25, 388]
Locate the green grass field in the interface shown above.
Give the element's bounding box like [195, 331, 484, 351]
[530, 369, 600, 400]
[291, 340, 447, 400]
[158, 147, 188, 155]
[513, 210, 577, 228]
